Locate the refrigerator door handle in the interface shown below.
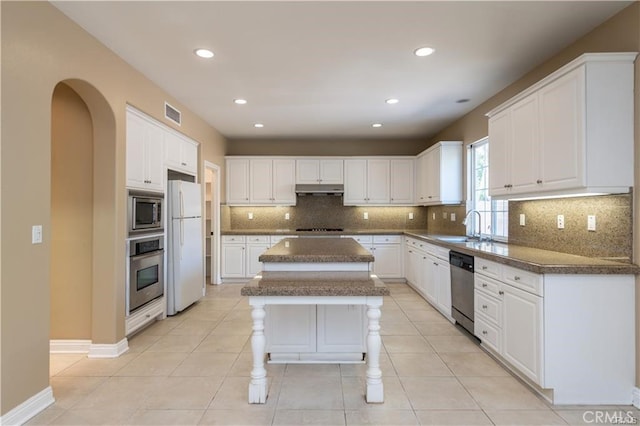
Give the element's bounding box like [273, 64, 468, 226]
[179, 190, 185, 218]
[180, 219, 184, 259]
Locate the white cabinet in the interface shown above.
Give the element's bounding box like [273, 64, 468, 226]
[344, 235, 403, 279]
[226, 157, 296, 205]
[226, 159, 250, 204]
[344, 159, 390, 205]
[403, 237, 452, 320]
[246, 236, 270, 277]
[474, 258, 544, 386]
[487, 52, 636, 199]
[296, 158, 343, 184]
[266, 305, 316, 353]
[389, 159, 414, 204]
[126, 109, 164, 192]
[164, 131, 198, 176]
[266, 305, 366, 358]
[415, 142, 463, 205]
[221, 235, 246, 279]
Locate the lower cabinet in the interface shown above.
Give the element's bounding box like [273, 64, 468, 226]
[404, 237, 452, 320]
[266, 304, 366, 361]
[474, 257, 634, 405]
[344, 235, 403, 279]
[221, 235, 295, 280]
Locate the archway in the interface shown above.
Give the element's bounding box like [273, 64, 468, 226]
[49, 79, 123, 354]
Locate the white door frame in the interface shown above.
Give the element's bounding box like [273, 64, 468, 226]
[204, 161, 222, 284]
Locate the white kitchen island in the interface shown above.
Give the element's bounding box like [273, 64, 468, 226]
[240, 237, 389, 404]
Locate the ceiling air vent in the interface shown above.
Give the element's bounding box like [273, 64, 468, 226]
[164, 102, 181, 126]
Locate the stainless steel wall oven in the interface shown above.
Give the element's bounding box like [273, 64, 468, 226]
[129, 235, 164, 313]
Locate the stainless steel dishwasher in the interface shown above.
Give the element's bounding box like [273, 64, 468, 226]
[449, 251, 475, 335]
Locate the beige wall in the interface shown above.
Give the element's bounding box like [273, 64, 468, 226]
[427, 3, 640, 386]
[1, 1, 227, 415]
[51, 83, 93, 339]
[227, 138, 429, 156]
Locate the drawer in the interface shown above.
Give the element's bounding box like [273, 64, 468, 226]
[475, 290, 502, 326]
[434, 246, 450, 261]
[246, 235, 270, 244]
[222, 235, 246, 243]
[373, 235, 401, 244]
[474, 274, 501, 298]
[502, 265, 542, 296]
[345, 235, 373, 244]
[475, 316, 501, 353]
[476, 258, 501, 279]
[270, 235, 296, 245]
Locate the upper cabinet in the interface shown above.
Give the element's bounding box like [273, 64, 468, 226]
[415, 142, 463, 206]
[296, 158, 343, 184]
[344, 157, 414, 205]
[126, 108, 164, 192]
[225, 157, 296, 206]
[164, 131, 198, 176]
[487, 52, 637, 199]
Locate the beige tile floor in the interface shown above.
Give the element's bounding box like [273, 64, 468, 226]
[30, 283, 638, 425]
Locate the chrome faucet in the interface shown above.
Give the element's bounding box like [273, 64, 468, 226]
[462, 209, 482, 241]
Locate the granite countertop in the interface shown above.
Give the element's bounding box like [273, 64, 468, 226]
[222, 228, 410, 236]
[240, 271, 390, 297]
[222, 228, 638, 275]
[259, 237, 375, 263]
[404, 232, 640, 275]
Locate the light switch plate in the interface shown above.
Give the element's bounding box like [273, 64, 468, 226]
[450, 213, 456, 221]
[557, 215, 564, 229]
[32, 225, 43, 244]
[587, 215, 596, 231]
[248, 212, 254, 220]
[408, 212, 414, 220]
[519, 214, 526, 226]
[363, 212, 369, 220]
[432, 213, 436, 220]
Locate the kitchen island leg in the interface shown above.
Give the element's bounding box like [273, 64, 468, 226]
[365, 300, 384, 403]
[248, 301, 268, 403]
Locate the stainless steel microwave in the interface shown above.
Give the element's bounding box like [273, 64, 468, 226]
[128, 192, 163, 235]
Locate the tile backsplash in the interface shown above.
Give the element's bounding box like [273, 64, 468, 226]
[508, 193, 632, 261]
[223, 195, 428, 231]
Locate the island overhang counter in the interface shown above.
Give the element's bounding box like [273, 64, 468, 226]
[241, 237, 390, 404]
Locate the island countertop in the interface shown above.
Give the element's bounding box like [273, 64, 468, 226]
[258, 237, 375, 263]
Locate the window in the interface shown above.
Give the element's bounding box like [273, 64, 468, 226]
[468, 138, 508, 240]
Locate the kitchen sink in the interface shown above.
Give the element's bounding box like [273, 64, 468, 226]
[435, 236, 476, 243]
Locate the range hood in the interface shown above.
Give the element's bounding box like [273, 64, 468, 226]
[295, 184, 344, 195]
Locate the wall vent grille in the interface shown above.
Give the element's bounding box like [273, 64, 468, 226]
[164, 102, 181, 126]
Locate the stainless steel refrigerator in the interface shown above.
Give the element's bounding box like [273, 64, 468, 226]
[167, 180, 204, 315]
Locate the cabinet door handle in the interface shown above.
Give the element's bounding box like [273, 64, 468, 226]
[482, 266, 487, 270]
[482, 330, 488, 335]
[423, 257, 426, 260]
[498, 290, 504, 295]
[537, 179, 542, 184]
[514, 276, 521, 281]
[433, 262, 438, 266]
[181, 162, 187, 166]
[482, 283, 487, 288]
[482, 305, 488, 309]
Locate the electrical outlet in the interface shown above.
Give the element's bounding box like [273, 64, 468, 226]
[408, 212, 414, 220]
[587, 215, 596, 231]
[363, 212, 369, 220]
[432, 213, 436, 220]
[285, 212, 290, 220]
[32, 225, 43, 244]
[557, 214, 564, 229]
[519, 214, 526, 226]
[248, 212, 254, 220]
[450, 213, 456, 221]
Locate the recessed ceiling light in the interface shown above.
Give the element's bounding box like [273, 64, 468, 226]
[234, 99, 247, 105]
[385, 98, 399, 105]
[414, 47, 435, 57]
[194, 48, 214, 59]
[456, 98, 470, 103]
[372, 123, 383, 128]
[254, 123, 264, 128]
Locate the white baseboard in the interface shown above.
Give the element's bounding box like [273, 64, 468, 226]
[88, 338, 129, 358]
[49, 339, 91, 354]
[633, 387, 640, 408]
[0, 386, 54, 426]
